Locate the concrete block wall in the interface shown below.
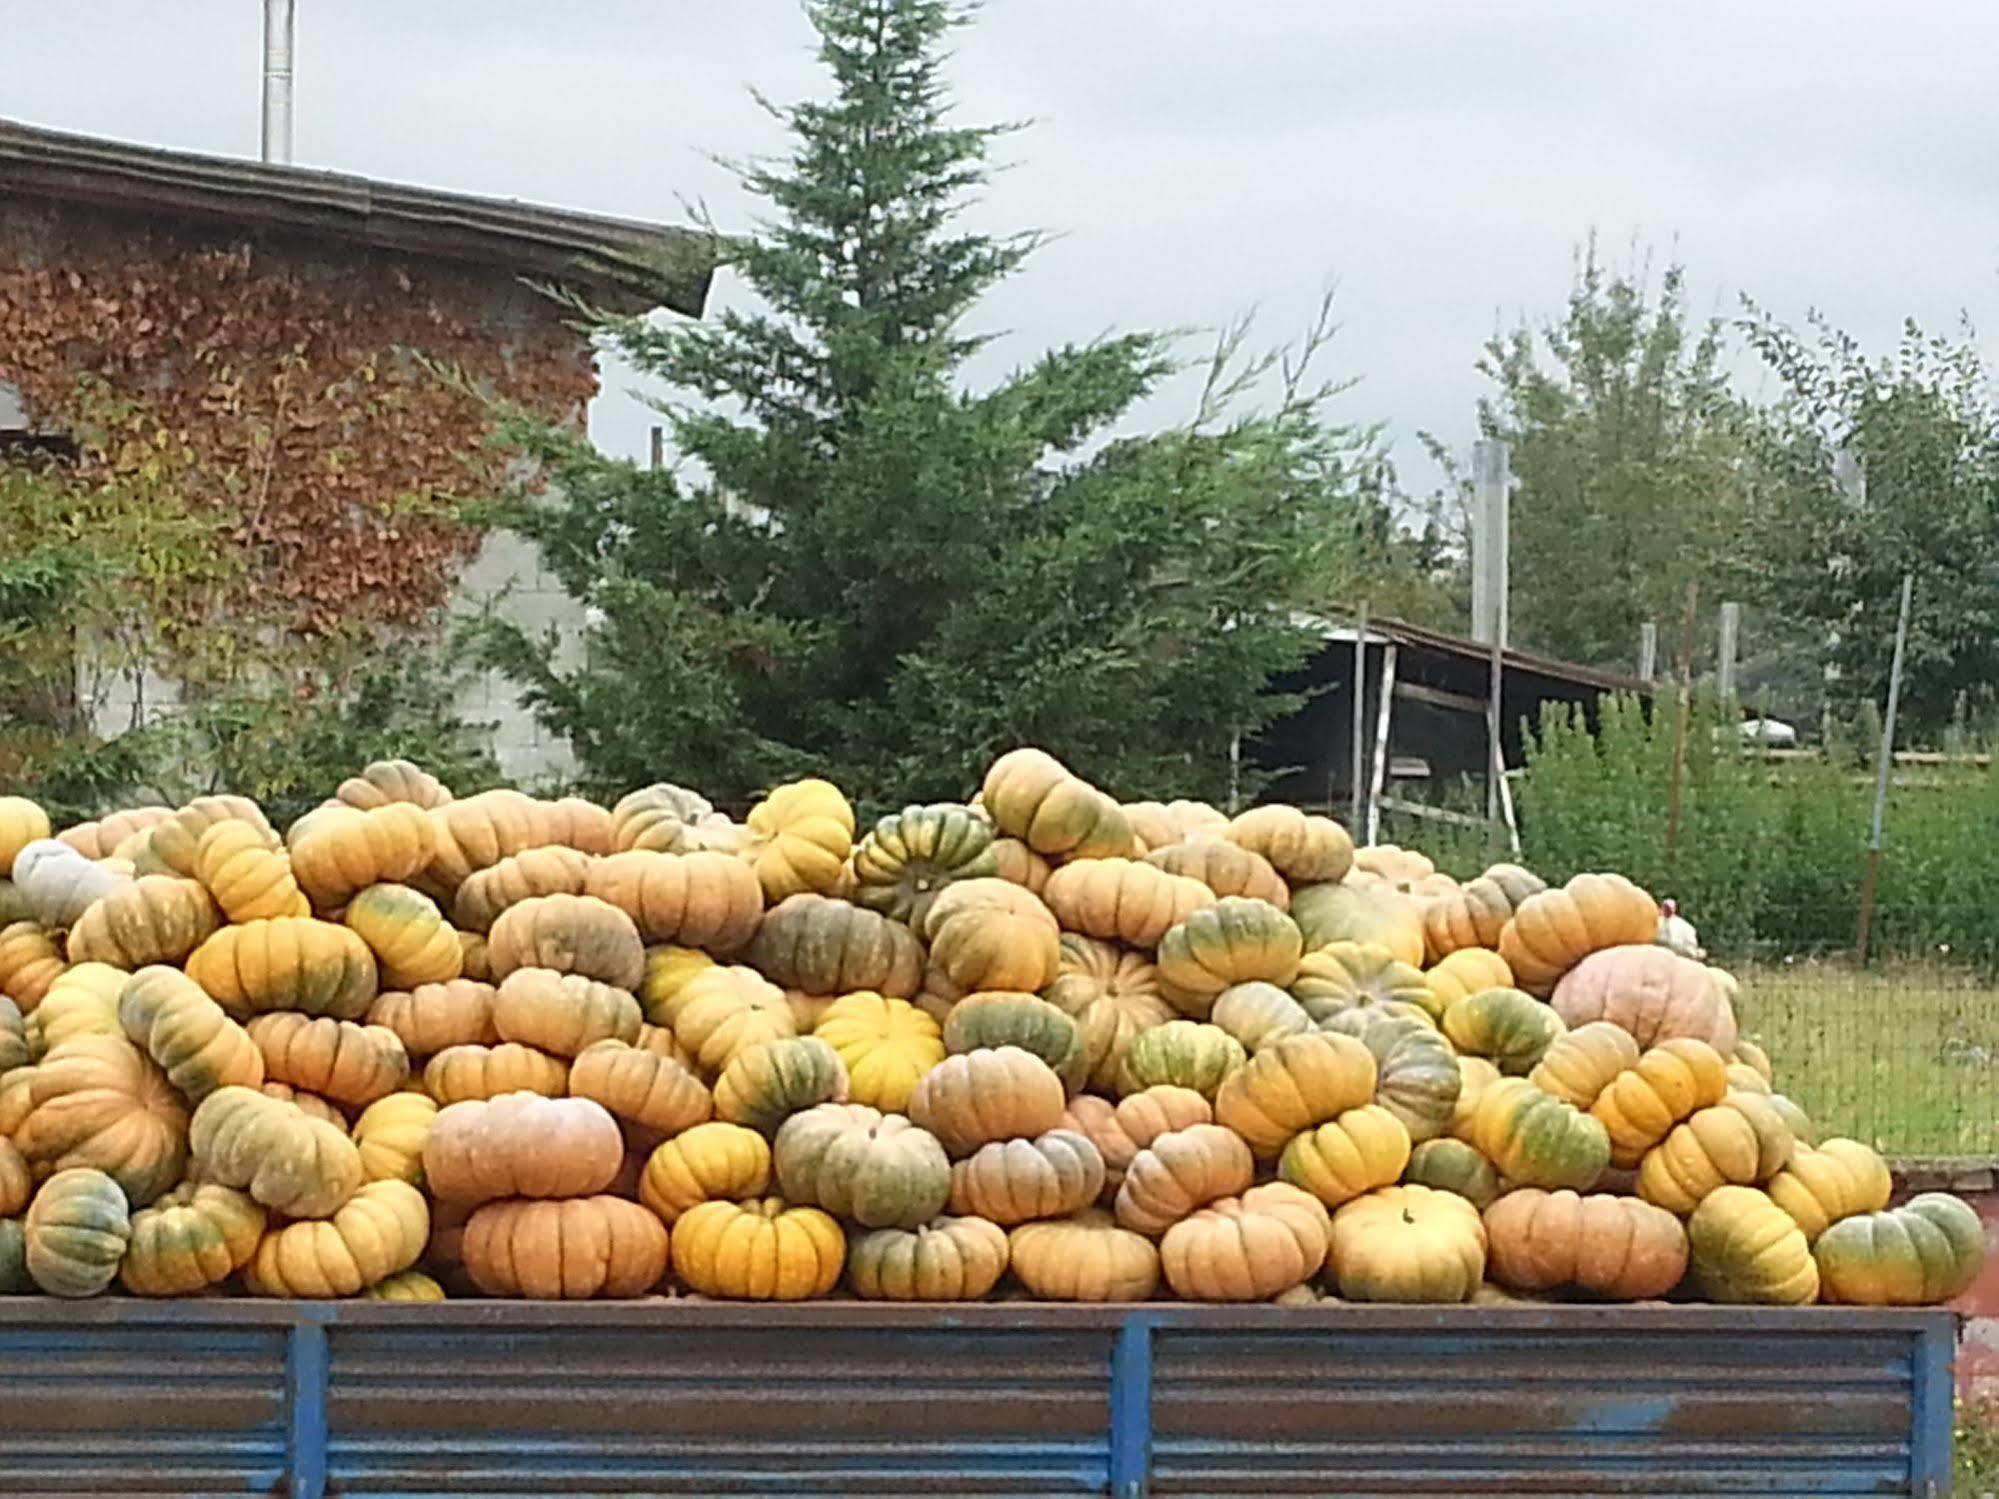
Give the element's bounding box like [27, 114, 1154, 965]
[452, 526, 585, 786]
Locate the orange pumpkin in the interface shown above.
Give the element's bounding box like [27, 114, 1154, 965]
[568, 1039, 711, 1138]
[908, 1046, 1066, 1158]
[422, 1092, 623, 1206]
[1008, 1210, 1159, 1301]
[367, 980, 499, 1058]
[948, 1128, 1105, 1225]
[1421, 863, 1546, 963]
[1061, 1086, 1212, 1198]
[184, 918, 378, 1021]
[1213, 1031, 1378, 1156]
[1143, 840, 1289, 909]
[10, 1034, 189, 1206]
[1160, 1181, 1331, 1301]
[1549, 944, 1739, 1054]
[584, 850, 764, 954]
[246, 1013, 410, 1110]
[1498, 873, 1658, 997]
[289, 803, 436, 910]
[463, 1194, 669, 1298]
[980, 748, 1134, 860]
[486, 893, 645, 992]
[1114, 1123, 1254, 1235]
[921, 879, 1061, 994]
[66, 875, 219, 969]
[451, 846, 595, 933]
[492, 968, 643, 1059]
[1042, 859, 1215, 949]
[1155, 898, 1302, 1017]
[335, 759, 452, 812]
[422, 1042, 569, 1105]
[1483, 1187, 1687, 1300]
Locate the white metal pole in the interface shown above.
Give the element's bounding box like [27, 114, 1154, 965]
[262, 0, 296, 165]
[1469, 439, 1511, 648]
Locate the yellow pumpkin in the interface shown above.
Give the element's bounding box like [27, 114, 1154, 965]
[1525, 1020, 1640, 1109]
[672, 1195, 845, 1300]
[1329, 1184, 1487, 1302]
[353, 1091, 439, 1186]
[289, 803, 436, 910]
[1160, 1181, 1332, 1301]
[119, 1181, 266, 1296]
[422, 1042, 569, 1105]
[1420, 863, 1545, 962]
[922, 879, 1061, 994]
[1154, 897, 1303, 1017]
[1814, 1193, 1987, 1306]
[1042, 935, 1173, 1092]
[419, 789, 554, 897]
[1686, 1184, 1819, 1304]
[1279, 1104, 1412, 1210]
[193, 820, 309, 922]
[744, 778, 855, 902]
[638, 1120, 771, 1223]
[1423, 947, 1514, 1009]
[1590, 1038, 1730, 1168]
[980, 748, 1134, 860]
[1765, 1138, 1893, 1244]
[241, 1178, 429, 1296]
[116, 965, 264, 1101]
[712, 1035, 849, 1136]
[34, 963, 127, 1051]
[184, 918, 378, 1021]
[0, 797, 52, 878]
[1470, 1078, 1610, 1192]
[10, 1034, 189, 1207]
[1293, 941, 1439, 1022]
[342, 883, 463, 989]
[66, 875, 219, 969]
[132, 797, 277, 880]
[1208, 980, 1313, 1054]
[1008, 1210, 1159, 1301]
[334, 759, 452, 812]
[1212, 1031, 1377, 1156]
[363, 1268, 447, 1302]
[1440, 987, 1565, 1074]
[1635, 1093, 1797, 1216]
[652, 965, 795, 1075]
[1223, 805, 1354, 884]
[812, 991, 944, 1113]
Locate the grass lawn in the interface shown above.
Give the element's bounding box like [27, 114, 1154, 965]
[1732, 957, 1999, 1160]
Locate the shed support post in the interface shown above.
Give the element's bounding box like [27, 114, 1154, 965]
[1108, 1315, 1154, 1499]
[1366, 644, 1397, 846]
[287, 1314, 330, 1499]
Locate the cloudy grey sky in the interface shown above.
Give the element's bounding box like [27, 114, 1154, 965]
[6, 2, 1998, 489]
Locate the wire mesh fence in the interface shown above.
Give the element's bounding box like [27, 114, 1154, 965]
[1727, 950, 1999, 1162]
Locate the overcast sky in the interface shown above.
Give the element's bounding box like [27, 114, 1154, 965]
[6, 2, 1998, 489]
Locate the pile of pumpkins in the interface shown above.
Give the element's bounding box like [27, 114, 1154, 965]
[0, 747, 1981, 1307]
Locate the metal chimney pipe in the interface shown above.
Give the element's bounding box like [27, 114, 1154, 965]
[261, 0, 296, 164]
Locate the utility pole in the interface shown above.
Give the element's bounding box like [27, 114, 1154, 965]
[1469, 440, 1510, 649]
[261, 0, 297, 165]
[1717, 602, 1741, 704]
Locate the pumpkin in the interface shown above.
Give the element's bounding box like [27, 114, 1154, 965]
[908, 1046, 1066, 1157]
[1420, 863, 1546, 963]
[641, 945, 717, 1023]
[353, 1091, 439, 1186]
[1114, 1123, 1254, 1234]
[989, 837, 1053, 895]
[1441, 987, 1565, 1075]
[1289, 882, 1426, 967]
[1423, 947, 1514, 1009]
[1209, 980, 1313, 1053]
[184, 918, 378, 1020]
[1293, 941, 1439, 1022]
[1767, 1093, 1816, 1147]
[1042, 935, 1173, 1091]
[188, 1084, 363, 1218]
[654, 965, 793, 1074]
[486, 893, 644, 992]
[1766, 1138, 1893, 1244]
[1155, 897, 1302, 1017]
[0, 919, 64, 1010]
[119, 1180, 265, 1296]
[1061, 1086, 1211, 1197]
[421, 1093, 621, 1207]
[569, 1039, 711, 1137]
[743, 779, 855, 901]
[56, 806, 172, 861]
[772, 1102, 952, 1228]
[10, 1035, 189, 1206]
[335, 758, 452, 812]
[713, 1035, 849, 1136]
[24, 1167, 131, 1296]
[422, 1042, 569, 1105]
[131, 797, 277, 880]
[188, 820, 307, 924]
[608, 783, 713, 855]
[923, 880, 1061, 995]
[1733, 1038, 1774, 1085]
[66, 875, 218, 969]
[1213, 1031, 1378, 1156]
[1161, 1180, 1331, 1302]
[0, 797, 52, 877]
[242, 1178, 430, 1296]
[289, 803, 436, 910]
[813, 992, 944, 1113]
[1008, 1210, 1159, 1301]
[1403, 1137, 1503, 1210]
[368, 979, 498, 1057]
[1636, 1093, 1796, 1215]
[748, 894, 924, 998]
[342, 883, 462, 989]
[260, 1082, 347, 1127]
[1725, 1062, 1771, 1096]
[1328, 1184, 1486, 1302]
[117, 964, 264, 1101]
[1686, 1184, 1819, 1304]
[462, 1194, 669, 1298]
[1317, 1006, 1460, 1143]
[672, 1195, 845, 1299]
[0, 993, 23, 1078]
[545, 797, 613, 857]
[1224, 805, 1354, 885]
[1279, 1104, 1412, 1210]
[248, 1013, 410, 1110]
[1143, 840, 1288, 908]
[1352, 843, 1439, 888]
[948, 1128, 1105, 1226]
[1042, 859, 1215, 950]
[638, 1121, 771, 1223]
[980, 748, 1134, 860]
[848, 803, 997, 927]
[1471, 1079, 1610, 1192]
[1590, 1038, 1730, 1168]
[1115, 1020, 1247, 1101]
[33, 963, 127, 1051]
[364, 1268, 447, 1302]
[420, 789, 555, 895]
[847, 1216, 1008, 1300]
[457, 932, 491, 983]
[1814, 1193, 1986, 1306]
[1549, 944, 1738, 1053]
[1526, 1020, 1641, 1109]
[941, 991, 1086, 1093]
[1483, 1187, 1687, 1300]
[1122, 801, 1182, 853]
[13, 839, 125, 929]
[582, 850, 762, 954]
[492, 967, 645, 1061]
[451, 847, 590, 933]
[0, 1217, 28, 1292]
[0, 1138, 27, 1216]
[1499, 874, 1659, 997]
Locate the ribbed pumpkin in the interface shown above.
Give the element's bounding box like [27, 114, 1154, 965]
[655, 965, 794, 1075]
[66, 874, 219, 969]
[353, 1091, 439, 1186]
[1590, 1038, 1730, 1168]
[1116, 1020, 1247, 1101]
[1318, 1005, 1460, 1143]
[1061, 1086, 1211, 1198]
[10, 1034, 189, 1206]
[1042, 859, 1215, 950]
[14, 839, 125, 929]
[0, 993, 23, 1078]
[948, 1128, 1104, 1226]
[582, 850, 763, 954]
[1161, 1181, 1331, 1302]
[492, 968, 643, 1059]
[672, 1195, 845, 1300]
[850, 804, 999, 926]
[1470, 1078, 1610, 1192]
[367, 979, 498, 1057]
[1155, 897, 1302, 1017]
[1209, 981, 1312, 1053]
[907, 1046, 1066, 1157]
[248, 1013, 410, 1109]
[1526, 1020, 1641, 1109]
[242, 1178, 430, 1296]
[941, 991, 1086, 1093]
[289, 803, 435, 910]
[989, 837, 1052, 895]
[1441, 987, 1565, 1075]
[260, 1082, 347, 1128]
[1733, 1038, 1774, 1085]
[1498, 873, 1658, 997]
[1114, 1123, 1254, 1235]
[980, 748, 1134, 860]
[813, 992, 944, 1113]
[0, 797, 52, 877]
[486, 893, 645, 992]
[422, 1093, 622, 1206]
[547, 794, 611, 853]
[1142, 840, 1288, 909]
[773, 1102, 952, 1228]
[1420, 863, 1546, 962]
[921, 879, 1062, 995]
[1635, 1093, 1796, 1216]
[452, 846, 594, 934]
[117, 965, 264, 1101]
[1008, 1210, 1159, 1301]
[1289, 882, 1425, 967]
[25, 1167, 131, 1297]
[1687, 1185, 1819, 1304]
[1223, 805, 1354, 885]
[119, 1181, 266, 1296]
[0, 1217, 28, 1292]
[188, 1085, 362, 1219]
[131, 796, 277, 880]
[342, 883, 462, 989]
[56, 805, 171, 860]
[1549, 944, 1739, 1054]
[847, 1216, 1009, 1300]
[457, 932, 491, 983]
[1292, 941, 1439, 1022]
[1814, 1193, 1986, 1306]
[1453, 1052, 1502, 1146]
[423, 1042, 569, 1104]
[1424, 947, 1514, 1009]
[33, 963, 126, 1051]
[363, 1268, 447, 1302]
[193, 820, 309, 922]
[184, 917, 378, 1020]
[1328, 1184, 1486, 1302]
[743, 779, 855, 902]
[1483, 1188, 1687, 1300]
[713, 1035, 849, 1136]
[462, 1194, 669, 1299]
[638, 1121, 771, 1223]
[608, 783, 712, 855]
[569, 1039, 711, 1138]
[1213, 1030, 1378, 1156]
[1766, 1138, 1893, 1244]
[0, 919, 65, 1009]
[1402, 1137, 1503, 1210]
[1767, 1093, 1816, 1147]
[0, 1137, 26, 1217]
[1279, 1104, 1412, 1210]
[420, 789, 553, 895]
[334, 758, 452, 812]
[1042, 935, 1173, 1092]
[747, 894, 924, 999]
